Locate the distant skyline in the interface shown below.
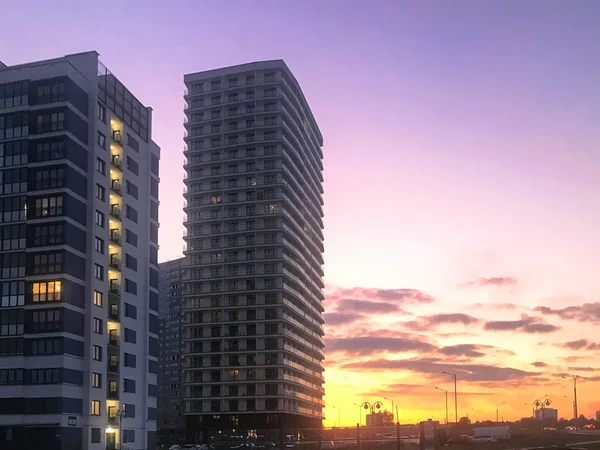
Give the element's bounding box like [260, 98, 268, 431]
[2, 0, 600, 426]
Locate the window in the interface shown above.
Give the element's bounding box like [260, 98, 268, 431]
[126, 180, 138, 199]
[92, 372, 102, 388]
[126, 156, 139, 175]
[265, 203, 276, 214]
[0, 140, 28, 168]
[125, 205, 138, 223]
[93, 290, 103, 307]
[125, 229, 138, 247]
[96, 157, 106, 175]
[34, 139, 64, 162]
[0, 167, 27, 194]
[125, 254, 137, 271]
[34, 195, 63, 217]
[211, 195, 222, 204]
[94, 237, 104, 254]
[32, 281, 61, 302]
[91, 400, 101, 416]
[95, 184, 106, 201]
[0, 309, 24, 336]
[1, 280, 24, 307]
[97, 132, 106, 149]
[93, 345, 102, 361]
[35, 111, 65, 133]
[93, 317, 103, 334]
[95, 210, 105, 227]
[33, 252, 62, 274]
[124, 352, 136, 368]
[124, 302, 137, 319]
[91, 428, 101, 444]
[94, 264, 104, 280]
[123, 378, 136, 393]
[97, 103, 106, 123]
[124, 328, 136, 344]
[246, 75, 255, 84]
[125, 279, 137, 295]
[123, 430, 135, 443]
[127, 133, 139, 152]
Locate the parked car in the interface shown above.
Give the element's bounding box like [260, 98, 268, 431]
[471, 436, 498, 444]
[542, 427, 557, 432]
[446, 435, 473, 445]
[321, 441, 336, 450]
[564, 426, 577, 431]
[583, 424, 596, 429]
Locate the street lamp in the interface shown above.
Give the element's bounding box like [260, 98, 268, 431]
[361, 401, 383, 426]
[435, 387, 449, 427]
[496, 402, 505, 423]
[563, 374, 586, 419]
[383, 397, 395, 424]
[442, 371, 458, 423]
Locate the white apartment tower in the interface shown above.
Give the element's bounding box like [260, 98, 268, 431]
[182, 60, 325, 438]
[0, 52, 160, 450]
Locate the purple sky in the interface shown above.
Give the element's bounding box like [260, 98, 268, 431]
[2, 1, 600, 420]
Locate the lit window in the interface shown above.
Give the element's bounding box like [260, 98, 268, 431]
[91, 400, 101, 415]
[92, 372, 102, 388]
[32, 281, 61, 302]
[93, 291, 103, 307]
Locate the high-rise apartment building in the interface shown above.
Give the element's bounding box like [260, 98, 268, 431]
[182, 60, 325, 437]
[158, 257, 185, 441]
[0, 52, 160, 450]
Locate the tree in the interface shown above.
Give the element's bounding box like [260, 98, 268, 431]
[459, 417, 471, 425]
[381, 410, 394, 425]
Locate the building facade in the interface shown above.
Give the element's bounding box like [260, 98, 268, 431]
[158, 257, 185, 441]
[535, 408, 558, 422]
[182, 60, 325, 437]
[0, 52, 160, 450]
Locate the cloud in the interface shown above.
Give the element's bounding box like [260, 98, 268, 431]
[567, 366, 599, 372]
[439, 344, 485, 358]
[535, 303, 600, 324]
[484, 315, 560, 334]
[342, 357, 538, 382]
[327, 286, 436, 305]
[337, 299, 405, 314]
[532, 361, 548, 368]
[462, 277, 518, 287]
[322, 312, 365, 326]
[557, 339, 600, 351]
[405, 313, 480, 331]
[325, 337, 437, 356]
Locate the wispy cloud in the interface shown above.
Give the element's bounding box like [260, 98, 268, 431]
[461, 276, 518, 287]
[532, 361, 548, 368]
[484, 315, 559, 334]
[342, 357, 539, 382]
[325, 336, 436, 356]
[405, 313, 480, 331]
[322, 312, 365, 326]
[558, 339, 600, 351]
[439, 344, 485, 358]
[535, 303, 600, 324]
[337, 298, 405, 314]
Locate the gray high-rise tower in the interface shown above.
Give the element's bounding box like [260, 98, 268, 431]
[182, 60, 325, 436]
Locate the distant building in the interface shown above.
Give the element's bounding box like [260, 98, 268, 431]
[158, 258, 185, 441]
[596, 411, 600, 421]
[366, 413, 385, 427]
[535, 408, 558, 422]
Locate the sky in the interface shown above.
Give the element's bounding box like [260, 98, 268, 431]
[2, 0, 600, 427]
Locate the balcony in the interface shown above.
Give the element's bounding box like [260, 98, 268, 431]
[112, 129, 122, 144]
[109, 229, 121, 245]
[108, 359, 119, 374]
[109, 253, 121, 270]
[109, 304, 120, 321]
[111, 154, 122, 170]
[109, 279, 120, 295]
[109, 204, 121, 220]
[108, 329, 119, 346]
[110, 180, 122, 196]
[107, 385, 119, 400]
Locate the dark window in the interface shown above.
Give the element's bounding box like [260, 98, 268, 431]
[1, 252, 25, 279]
[95, 210, 105, 227]
[34, 139, 65, 162]
[151, 154, 159, 176]
[0, 167, 27, 194]
[123, 429, 135, 443]
[124, 352, 136, 368]
[91, 428, 101, 443]
[123, 378, 136, 393]
[94, 263, 104, 280]
[125, 279, 137, 295]
[126, 180, 138, 199]
[1, 223, 26, 250]
[1, 280, 25, 306]
[126, 156, 139, 175]
[96, 157, 106, 175]
[0, 111, 29, 139]
[97, 132, 106, 149]
[150, 177, 158, 198]
[97, 103, 106, 123]
[125, 205, 138, 223]
[0, 140, 28, 168]
[30, 309, 61, 333]
[126, 134, 139, 152]
[34, 111, 65, 133]
[125, 254, 137, 271]
[0, 309, 24, 336]
[124, 328, 136, 344]
[150, 200, 158, 221]
[36, 80, 66, 103]
[34, 195, 63, 218]
[0, 195, 27, 223]
[124, 302, 137, 319]
[125, 229, 138, 247]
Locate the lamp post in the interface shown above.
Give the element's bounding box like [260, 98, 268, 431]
[383, 397, 395, 424]
[435, 387, 449, 427]
[361, 401, 383, 426]
[117, 406, 126, 449]
[442, 372, 458, 423]
[563, 374, 586, 419]
[332, 406, 341, 428]
[496, 402, 505, 423]
[353, 403, 363, 426]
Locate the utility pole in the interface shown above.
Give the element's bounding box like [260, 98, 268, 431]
[384, 397, 395, 424]
[564, 374, 586, 419]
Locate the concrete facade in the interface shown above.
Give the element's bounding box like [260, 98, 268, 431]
[182, 60, 325, 437]
[0, 52, 160, 450]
